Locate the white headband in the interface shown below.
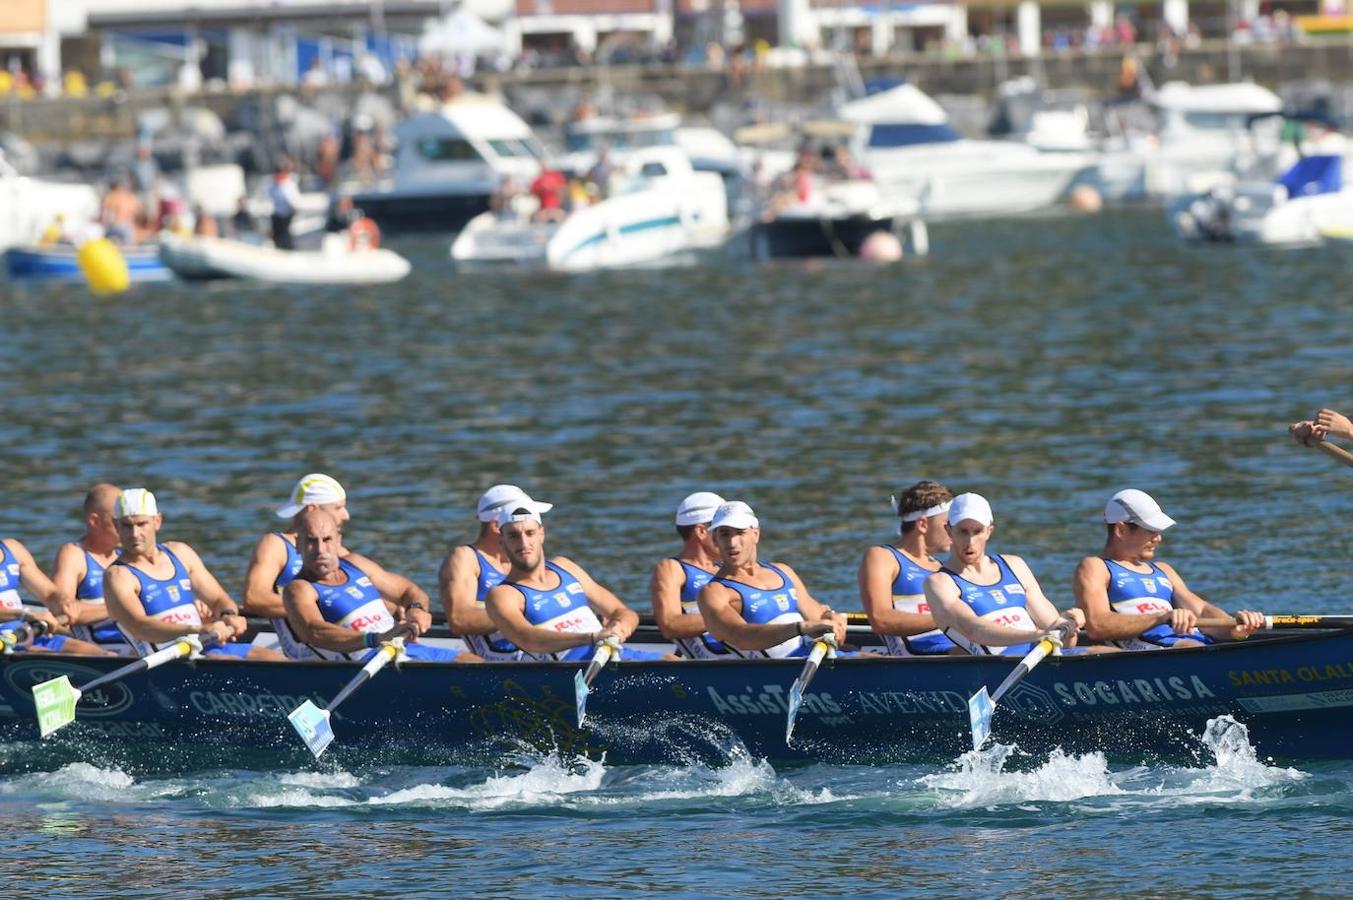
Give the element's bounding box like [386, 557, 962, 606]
[898, 500, 952, 523]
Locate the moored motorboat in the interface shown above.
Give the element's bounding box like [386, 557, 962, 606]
[749, 178, 927, 260]
[3, 627, 1351, 764]
[4, 243, 171, 284]
[159, 234, 411, 285]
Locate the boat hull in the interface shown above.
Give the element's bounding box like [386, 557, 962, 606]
[4, 245, 171, 283]
[1, 630, 1351, 764]
[749, 216, 894, 259]
[159, 236, 411, 285]
[348, 189, 490, 235]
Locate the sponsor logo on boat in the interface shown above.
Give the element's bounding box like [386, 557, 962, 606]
[3, 660, 134, 716]
[1228, 663, 1353, 687]
[188, 690, 331, 720]
[1051, 675, 1216, 707]
[706, 684, 843, 716]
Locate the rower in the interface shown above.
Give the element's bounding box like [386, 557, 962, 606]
[49, 483, 131, 653]
[1291, 407, 1353, 447]
[1, 535, 109, 655]
[485, 497, 667, 661]
[104, 489, 282, 660]
[437, 484, 553, 662]
[1074, 488, 1265, 648]
[697, 501, 845, 657]
[650, 491, 735, 659]
[925, 493, 1094, 656]
[858, 480, 958, 656]
[283, 508, 481, 662]
[242, 473, 350, 657]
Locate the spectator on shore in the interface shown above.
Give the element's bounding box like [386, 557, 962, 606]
[267, 158, 301, 250]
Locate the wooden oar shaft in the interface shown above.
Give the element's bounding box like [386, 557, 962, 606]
[1316, 440, 1353, 468]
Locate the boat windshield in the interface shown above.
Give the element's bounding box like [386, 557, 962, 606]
[866, 123, 962, 148]
[565, 128, 675, 153]
[487, 138, 543, 160]
[1180, 111, 1252, 132]
[415, 137, 483, 162]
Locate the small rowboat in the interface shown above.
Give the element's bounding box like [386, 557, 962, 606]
[2, 628, 1352, 764]
[3, 244, 171, 284]
[158, 235, 411, 285]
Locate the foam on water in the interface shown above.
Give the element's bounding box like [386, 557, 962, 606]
[371, 753, 607, 809]
[919, 716, 1306, 811]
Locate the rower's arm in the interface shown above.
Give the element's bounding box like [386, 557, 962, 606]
[353, 553, 432, 636]
[925, 571, 1045, 649]
[1073, 556, 1170, 641]
[172, 542, 247, 638]
[698, 582, 803, 651]
[438, 545, 498, 637]
[778, 562, 846, 645]
[858, 547, 936, 637]
[49, 543, 103, 625]
[104, 565, 219, 644]
[241, 533, 287, 618]
[555, 556, 638, 642]
[1158, 562, 1264, 640]
[1004, 555, 1081, 645]
[649, 558, 706, 641]
[5, 539, 63, 627]
[484, 584, 597, 654]
[282, 580, 368, 653]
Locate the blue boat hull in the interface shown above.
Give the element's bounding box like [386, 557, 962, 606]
[4, 245, 172, 283]
[1, 630, 1350, 764]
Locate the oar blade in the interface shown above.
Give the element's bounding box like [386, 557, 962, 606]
[785, 679, 807, 744]
[968, 685, 995, 751]
[574, 669, 591, 728]
[288, 700, 335, 758]
[33, 676, 80, 738]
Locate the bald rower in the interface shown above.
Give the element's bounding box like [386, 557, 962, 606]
[242, 473, 350, 657]
[925, 493, 1094, 656]
[104, 489, 282, 659]
[283, 508, 481, 662]
[485, 497, 667, 661]
[650, 491, 737, 659]
[438, 484, 552, 662]
[697, 501, 845, 657]
[50, 483, 130, 652]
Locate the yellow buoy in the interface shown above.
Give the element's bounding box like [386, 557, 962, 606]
[77, 238, 131, 295]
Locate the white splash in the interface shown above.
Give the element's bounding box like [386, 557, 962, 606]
[370, 753, 607, 810]
[921, 744, 1122, 808]
[278, 770, 363, 789]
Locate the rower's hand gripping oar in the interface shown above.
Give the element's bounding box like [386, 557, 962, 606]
[288, 632, 410, 758]
[32, 635, 204, 738]
[786, 632, 839, 745]
[968, 620, 1076, 752]
[2, 617, 52, 655]
[574, 634, 622, 727]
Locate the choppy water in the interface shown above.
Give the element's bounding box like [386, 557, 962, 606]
[4, 209, 1353, 895]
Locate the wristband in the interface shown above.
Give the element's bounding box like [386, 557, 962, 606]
[407, 602, 427, 612]
[795, 622, 804, 636]
[364, 632, 379, 649]
[219, 608, 241, 618]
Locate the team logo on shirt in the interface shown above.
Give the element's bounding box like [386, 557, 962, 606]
[166, 586, 180, 602]
[179, 578, 192, 591]
[566, 583, 584, 595]
[346, 587, 364, 599]
[1006, 583, 1025, 595]
[991, 590, 1007, 605]
[554, 592, 570, 607]
[773, 593, 790, 612]
[1143, 580, 1157, 594]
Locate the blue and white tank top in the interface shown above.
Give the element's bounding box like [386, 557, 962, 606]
[69, 546, 125, 646]
[0, 541, 28, 615]
[879, 546, 955, 657]
[939, 555, 1038, 657]
[114, 545, 202, 656]
[267, 533, 311, 659]
[711, 563, 807, 659]
[463, 547, 522, 662]
[504, 561, 602, 662]
[295, 557, 397, 661]
[672, 558, 730, 659]
[1103, 558, 1209, 650]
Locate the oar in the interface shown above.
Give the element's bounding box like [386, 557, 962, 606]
[785, 632, 839, 744]
[1, 618, 52, 654]
[967, 621, 1076, 751]
[287, 633, 408, 758]
[1203, 614, 1353, 630]
[1314, 439, 1353, 468]
[574, 634, 621, 727]
[32, 635, 203, 738]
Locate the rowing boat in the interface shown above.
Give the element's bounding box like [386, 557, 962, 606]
[2, 629, 1351, 764]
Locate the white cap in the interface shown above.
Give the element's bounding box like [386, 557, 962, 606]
[477, 484, 553, 523]
[276, 473, 346, 519]
[675, 491, 725, 526]
[948, 493, 993, 528]
[497, 496, 552, 528]
[1104, 489, 1176, 532]
[710, 500, 759, 531]
[115, 488, 159, 519]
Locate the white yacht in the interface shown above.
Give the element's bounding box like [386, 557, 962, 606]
[344, 93, 546, 234]
[450, 146, 728, 271]
[1096, 82, 1283, 202]
[839, 83, 1091, 219]
[0, 152, 99, 252]
[747, 177, 927, 260]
